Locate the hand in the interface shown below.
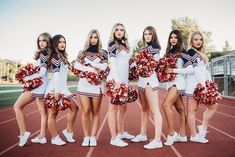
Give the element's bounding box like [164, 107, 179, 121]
[94, 68, 99, 74]
[166, 68, 174, 73]
[54, 93, 60, 101]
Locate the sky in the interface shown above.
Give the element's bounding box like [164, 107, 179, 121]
[0, 0, 235, 63]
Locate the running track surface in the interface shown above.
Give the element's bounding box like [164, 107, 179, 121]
[0, 88, 235, 157]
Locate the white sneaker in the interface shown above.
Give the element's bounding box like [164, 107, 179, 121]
[164, 132, 177, 146]
[144, 139, 163, 149]
[117, 132, 135, 140]
[175, 134, 187, 142]
[110, 137, 128, 147]
[90, 136, 97, 147]
[197, 125, 208, 139]
[82, 136, 90, 146]
[18, 131, 31, 147]
[62, 129, 76, 143]
[51, 135, 66, 146]
[131, 134, 147, 143]
[190, 134, 208, 143]
[31, 136, 47, 144]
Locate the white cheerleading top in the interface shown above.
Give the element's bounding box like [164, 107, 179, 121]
[75, 50, 108, 97]
[107, 40, 132, 87]
[24, 50, 49, 98]
[45, 55, 72, 97]
[137, 43, 160, 90]
[185, 49, 212, 95]
[166, 50, 194, 92]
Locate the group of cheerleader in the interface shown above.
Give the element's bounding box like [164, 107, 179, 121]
[13, 23, 219, 149]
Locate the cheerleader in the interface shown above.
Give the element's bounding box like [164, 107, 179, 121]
[131, 26, 163, 149]
[163, 30, 194, 145]
[46, 34, 79, 145]
[74, 29, 108, 146]
[186, 31, 218, 143]
[14, 32, 51, 146]
[107, 23, 134, 147]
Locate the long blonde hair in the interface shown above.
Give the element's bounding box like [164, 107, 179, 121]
[190, 31, 208, 61]
[83, 29, 102, 52]
[108, 23, 130, 49]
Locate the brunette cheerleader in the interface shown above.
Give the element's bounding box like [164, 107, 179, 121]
[45, 34, 79, 146]
[163, 30, 194, 145]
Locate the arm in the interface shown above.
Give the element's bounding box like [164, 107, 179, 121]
[173, 64, 194, 74]
[108, 57, 119, 82]
[24, 67, 47, 80]
[24, 51, 49, 80]
[74, 61, 95, 72]
[89, 62, 108, 71]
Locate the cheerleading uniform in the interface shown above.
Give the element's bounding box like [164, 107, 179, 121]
[166, 49, 194, 94]
[184, 49, 212, 97]
[24, 50, 49, 98]
[138, 43, 160, 92]
[75, 47, 108, 98]
[107, 40, 132, 87]
[45, 55, 72, 97]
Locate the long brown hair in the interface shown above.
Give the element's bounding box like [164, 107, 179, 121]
[34, 32, 52, 60]
[142, 26, 160, 46]
[52, 34, 70, 65]
[166, 30, 184, 57]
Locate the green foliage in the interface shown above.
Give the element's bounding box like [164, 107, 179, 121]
[171, 17, 214, 52]
[223, 41, 232, 51]
[132, 40, 144, 56]
[67, 71, 79, 81]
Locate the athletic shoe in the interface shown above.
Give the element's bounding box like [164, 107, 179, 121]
[144, 139, 163, 149]
[31, 136, 47, 144]
[110, 137, 128, 147]
[82, 136, 90, 146]
[18, 131, 31, 147]
[117, 132, 135, 140]
[89, 136, 97, 146]
[190, 134, 208, 143]
[164, 132, 177, 145]
[51, 135, 66, 146]
[175, 134, 187, 142]
[131, 134, 147, 143]
[62, 129, 76, 143]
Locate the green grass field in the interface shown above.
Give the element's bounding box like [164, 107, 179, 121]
[0, 85, 77, 108]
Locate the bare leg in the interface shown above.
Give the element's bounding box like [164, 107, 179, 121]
[145, 86, 162, 142]
[66, 98, 79, 133]
[36, 98, 48, 137]
[174, 96, 186, 137]
[79, 96, 91, 136]
[91, 95, 102, 136]
[108, 103, 118, 139]
[138, 91, 149, 135]
[162, 87, 178, 135]
[47, 108, 58, 138]
[201, 103, 219, 130]
[13, 91, 34, 135]
[117, 103, 127, 134]
[187, 97, 198, 136]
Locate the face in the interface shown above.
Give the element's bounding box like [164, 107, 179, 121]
[114, 25, 125, 39]
[170, 33, 178, 46]
[38, 36, 47, 49]
[90, 33, 98, 46]
[144, 30, 153, 43]
[192, 34, 203, 49]
[57, 37, 66, 51]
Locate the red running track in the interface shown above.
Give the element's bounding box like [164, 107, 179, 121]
[0, 89, 235, 157]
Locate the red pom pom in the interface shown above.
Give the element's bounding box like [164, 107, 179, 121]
[105, 80, 128, 105]
[44, 92, 71, 111]
[155, 55, 177, 83]
[15, 63, 43, 91]
[70, 60, 110, 85]
[129, 58, 139, 81]
[127, 87, 138, 103]
[194, 80, 222, 105]
[134, 50, 157, 78]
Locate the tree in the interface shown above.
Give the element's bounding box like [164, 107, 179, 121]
[171, 17, 214, 52]
[132, 40, 144, 56]
[223, 41, 232, 51]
